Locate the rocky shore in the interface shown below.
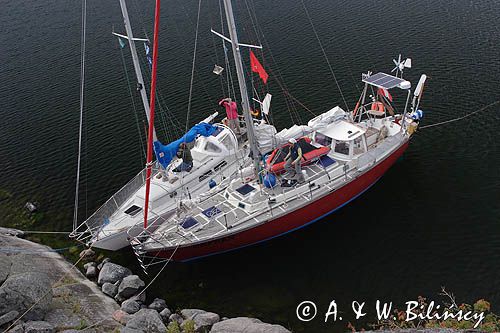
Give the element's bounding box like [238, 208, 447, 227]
[0, 227, 291, 333]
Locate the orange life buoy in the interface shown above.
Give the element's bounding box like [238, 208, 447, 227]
[371, 101, 384, 113]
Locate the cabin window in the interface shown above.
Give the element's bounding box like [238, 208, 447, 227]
[334, 140, 349, 155]
[199, 170, 214, 182]
[315, 132, 332, 147]
[220, 134, 233, 148]
[214, 160, 228, 172]
[205, 142, 222, 153]
[124, 205, 142, 216]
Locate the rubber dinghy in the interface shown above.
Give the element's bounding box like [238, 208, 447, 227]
[265, 137, 331, 174]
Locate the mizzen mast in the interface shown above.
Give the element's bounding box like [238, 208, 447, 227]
[222, 0, 261, 178]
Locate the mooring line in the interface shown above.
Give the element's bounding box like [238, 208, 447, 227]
[419, 100, 499, 129]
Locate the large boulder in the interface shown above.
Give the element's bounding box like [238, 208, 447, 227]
[44, 308, 82, 330]
[0, 310, 19, 327]
[181, 309, 219, 331]
[0, 227, 25, 238]
[0, 272, 52, 321]
[83, 262, 96, 270]
[210, 317, 291, 333]
[159, 308, 172, 323]
[102, 282, 119, 298]
[121, 299, 141, 315]
[117, 275, 145, 299]
[125, 309, 166, 333]
[97, 263, 132, 285]
[113, 309, 132, 325]
[169, 313, 183, 325]
[85, 265, 97, 278]
[0, 255, 11, 285]
[23, 320, 55, 333]
[148, 298, 167, 312]
[8, 324, 24, 333]
[128, 291, 146, 304]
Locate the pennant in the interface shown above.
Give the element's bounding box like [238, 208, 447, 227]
[144, 42, 152, 67]
[250, 50, 268, 84]
[118, 37, 126, 49]
[377, 87, 393, 102]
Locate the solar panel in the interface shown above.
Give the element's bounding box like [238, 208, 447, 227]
[362, 72, 405, 90]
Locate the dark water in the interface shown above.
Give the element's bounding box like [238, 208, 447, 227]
[1, 0, 499, 331]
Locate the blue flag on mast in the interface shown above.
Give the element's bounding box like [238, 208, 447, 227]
[118, 37, 126, 49]
[144, 42, 152, 67]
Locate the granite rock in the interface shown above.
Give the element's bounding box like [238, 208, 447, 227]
[0, 272, 52, 321]
[210, 317, 290, 333]
[148, 298, 167, 312]
[102, 282, 119, 298]
[117, 275, 145, 299]
[23, 320, 55, 333]
[121, 299, 141, 315]
[97, 263, 132, 285]
[181, 309, 219, 331]
[125, 309, 166, 333]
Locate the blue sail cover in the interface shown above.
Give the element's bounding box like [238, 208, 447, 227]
[154, 122, 217, 168]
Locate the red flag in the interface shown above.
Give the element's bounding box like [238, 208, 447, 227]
[250, 50, 268, 84]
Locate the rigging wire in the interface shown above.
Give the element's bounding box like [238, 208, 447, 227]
[243, 0, 309, 123]
[186, 0, 203, 132]
[118, 40, 147, 161]
[300, 0, 350, 112]
[73, 0, 87, 231]
[219, 0, 237, 100]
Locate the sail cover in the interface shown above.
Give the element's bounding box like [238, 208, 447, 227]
[154, 122, 217, 168]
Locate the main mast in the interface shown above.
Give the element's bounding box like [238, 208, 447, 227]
[222, 0, 261, 177]
[118, 0, 157, 141]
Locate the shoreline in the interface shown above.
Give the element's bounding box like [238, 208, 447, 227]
[0, 227, 291, 333]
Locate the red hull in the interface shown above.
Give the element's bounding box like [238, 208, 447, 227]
[153, 142, 409, 261]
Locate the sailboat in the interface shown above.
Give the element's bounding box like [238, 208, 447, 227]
[128, 0, 428, 266]
[70, 0, 274, 251]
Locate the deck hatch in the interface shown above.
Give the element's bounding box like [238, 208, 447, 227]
[124, 205, 142, 216]
[202, 206, 222, 218]
[319, 156, 336, 168]
[236, 184, 256, 196]
[180, 217, 199, 229]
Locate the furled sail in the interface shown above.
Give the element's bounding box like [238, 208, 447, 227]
[153, 122, 217, 168]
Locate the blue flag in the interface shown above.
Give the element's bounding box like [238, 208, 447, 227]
[144, 42, 152, 67]
[118, 37, 126, 49]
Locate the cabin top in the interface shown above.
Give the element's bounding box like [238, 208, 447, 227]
[318, 120, 366, 142]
